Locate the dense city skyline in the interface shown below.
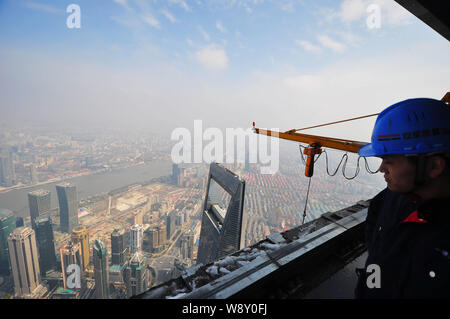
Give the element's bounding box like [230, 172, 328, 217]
[0, 122, 385, 298]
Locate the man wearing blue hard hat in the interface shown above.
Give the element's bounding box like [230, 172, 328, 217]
[355, 96, 450, 298]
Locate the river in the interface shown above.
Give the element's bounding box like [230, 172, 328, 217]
[0, 161, 172, 218]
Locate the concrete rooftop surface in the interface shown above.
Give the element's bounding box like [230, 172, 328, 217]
[134, 199, 370, 299]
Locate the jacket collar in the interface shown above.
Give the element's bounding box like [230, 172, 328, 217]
[400, 196, 450, 224]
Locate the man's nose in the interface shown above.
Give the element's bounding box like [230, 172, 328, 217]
[379, 160, 386, 173]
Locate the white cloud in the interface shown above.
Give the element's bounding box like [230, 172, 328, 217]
[317, 35, 346, 53]
[337, 0, 412, 26]
[225, 0, 265, 12]
[111, 1, 163, 30]
[216, 21, 227, 33]
[339, 0, 366, 23]
[23, 1, 63, 14]
[295, 33, 361, 56]
[113, 0, 134, 12]
[335, 31, 363, 47]
[161, 9, 177, 23]
[280, 1, 295, 13]
[378, 0, 411, 26]
[169, 0, 191, 12]
[295, 40, 322, 54]
[113, 0, 126, 5]
[284, 75, 322, 90]
[198, 26, 211, 42]
[141, 14, 161, 29]
[195, 46, 229, 70]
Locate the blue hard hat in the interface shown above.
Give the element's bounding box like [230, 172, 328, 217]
[358, 98, 450, 157]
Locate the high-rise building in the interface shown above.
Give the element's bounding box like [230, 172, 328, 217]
[166, 210, 177, 241]
[142, 223, 166, 254]
[8, 227, 45, 298]
[51, 287, 79, 299]
[0, 153, 16, 187]
[0, 208, 16, 276]
[111, 228, 126, 266]
[109, 264, 125, 284]
[172, 163, 179, 185]
[29, 164, 38, 184]
[175, 211, 183, 227]
[178, 168, 185, 186]
[15, 217, 24, 228]
[143, 228, 157, 253]
[244, 141, 251, 172]
[129, 224, 143, 254]
[34, 217, 57, 276]
[56, 183, 78, 233]
[60, 241, 84, 292]
[93, 239, 109, 299]
[123, 252, 149, 298]
[28, 189, 51, 229]
[180, 231, 195, 260]
[132, 210, 144, 225]
[71, 225, 90, 270]
[197, 163, 246, 265]
[158, 224, 167, 247]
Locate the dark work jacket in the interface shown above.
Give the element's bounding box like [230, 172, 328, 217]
[355, 188, 450, 299]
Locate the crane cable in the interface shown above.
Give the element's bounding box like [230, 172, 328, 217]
[290, 113, 379, 132]
[298, 145, 380, 179]
[296, 112, 380, 224]
[298, 146, 380, 224]
[302, 176, 312, 224]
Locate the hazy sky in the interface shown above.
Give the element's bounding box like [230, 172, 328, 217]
[1, 0, 449, 141]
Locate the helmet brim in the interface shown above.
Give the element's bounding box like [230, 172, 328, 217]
[358, 143, 377, 157]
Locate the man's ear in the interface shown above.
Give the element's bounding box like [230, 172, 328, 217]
[427, 155, 447, 179]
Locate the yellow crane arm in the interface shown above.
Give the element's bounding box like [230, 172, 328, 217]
[252, 123, 369, 177]
[252, 126, 368, 154]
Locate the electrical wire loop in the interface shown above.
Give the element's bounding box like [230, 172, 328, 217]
[298, 144, 380, 180]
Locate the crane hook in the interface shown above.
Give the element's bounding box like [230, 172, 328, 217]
[303, 143, 322, 177]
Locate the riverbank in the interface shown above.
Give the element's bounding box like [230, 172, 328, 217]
[0, 161, 172, 217]
[0, 162, 154, 195]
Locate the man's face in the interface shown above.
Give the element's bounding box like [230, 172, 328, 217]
[378, 155, 416, 193]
